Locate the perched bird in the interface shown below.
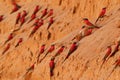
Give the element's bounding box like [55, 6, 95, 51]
[2, 43, 10, 55]
[95, 7, 106, 24]
[22, 10, 27, 17]
[47, 44, 55, 53]
[41, 8, 48, 18]
[54, 46, 65, 57]
[109, 41, 120, 57]
[0, 15, 4, 22]
[29, 19, 44, 37]
[45, 9, 53, 19]
[10, 2, 21, 14]
[83, 18, 99, 28]
[47, 17, 54, 30]
[15, 12, 21, 24]
[84, 28, 93, 36]
[24, 62, 35, 76]
[20, 16, 25, 26]
[99, 46, 112, 70]
[28, 14, 36, 23]
[15, 38, 23, 47]
[49, 57, 55, 77]
[33, 5, 40, 14]
[37, 44, 45, 63]
[63, 42, 78, 63]
[4, 33, 13, 45]
[39, 44, 55, 63]
[32, 18, 40, 26]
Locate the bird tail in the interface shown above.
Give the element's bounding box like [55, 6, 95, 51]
[2, 50, 6, 55]
[15, 43, 19, 47]
[106, 51, 117, 62]
[62, 56, 68, 64]
[41, 14, 46, 19]
[95, 17, 100, 24]
[10, 11, 14, 14]
[4, 40, 8, 45]
[13, 27, 21, 33]
[20, 22, 23, 27]
[110, 50, 118, 57]
[39, 52, 49, 63]
[15, 19, 19, 25]
[37, 53, 41, 64]
[47, 23, 51, 30]
[27, 19, 33, 24]
[99, 60, 106, 71]
[29, 31, 35, 38]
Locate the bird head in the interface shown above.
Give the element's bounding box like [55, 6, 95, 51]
[7, 43, 10, 46]
[81, 25, 86, 29]
[103, 7, 106, 10]
[50, 9, 53, 11]
[51, 57, 55, 60]
[62, 46, 65, 48]
[45, 8, 48, 11]
[83, 18, 88, 20]
[50, 17, 54, 19]
[73, 42, 77, 44]
[19, 38, 23, 41]
[36, 5, 39, 8]
[0, 15, 3, 17]
[107, 45, 111, 48]
[51, 44, 55, 46]
[42, 44, 45, 46]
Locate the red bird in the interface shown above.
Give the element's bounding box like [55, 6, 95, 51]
[10, 2, 21, 14]
[29, 25, 39, 37]
[39, 44, 46, 54]
[22, 10, 27, 17]
[47, 44, 55, 53]
[103, 46, 112, 60]
[54, 46, 65, 57]
[46, 9, 53, 18]
[32, 18, 40, 26]
[83, 18, 99, 28]
[28, 14, 36, 23]
[37, 19, 44, 27]
[15, 38, 23, 47]
[33, 5, 40, 14]
[95, 7, 106, 24]
[4, 33, 13, 45]
[15, 12, 21, 24]
[84, 28, 93, 36]
[20, 16, 25, 26]
[0, 15, 3, 22]
[63, 42, 78, 62]
[114, 57, 120, 65]
[2, 43, 10, 55]
[37, 44, 46, 63]
[109, 42, 120, 57]
[99, 46, 112, 70]
[24, 63, 35, 76]
[39, 44, 55, 63]
[47, 17, 54, 30]
[41, 8, 48, 18]
[29, 19, 44, 37]
[27, 63, 35, 71]
[20, 10, 27, 26]
[49, 57, 55, 77]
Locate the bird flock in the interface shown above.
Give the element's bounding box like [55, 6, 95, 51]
[0, 2, 120, 80]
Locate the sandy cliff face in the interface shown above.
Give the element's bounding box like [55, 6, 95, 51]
[0, 0, 120, 80]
